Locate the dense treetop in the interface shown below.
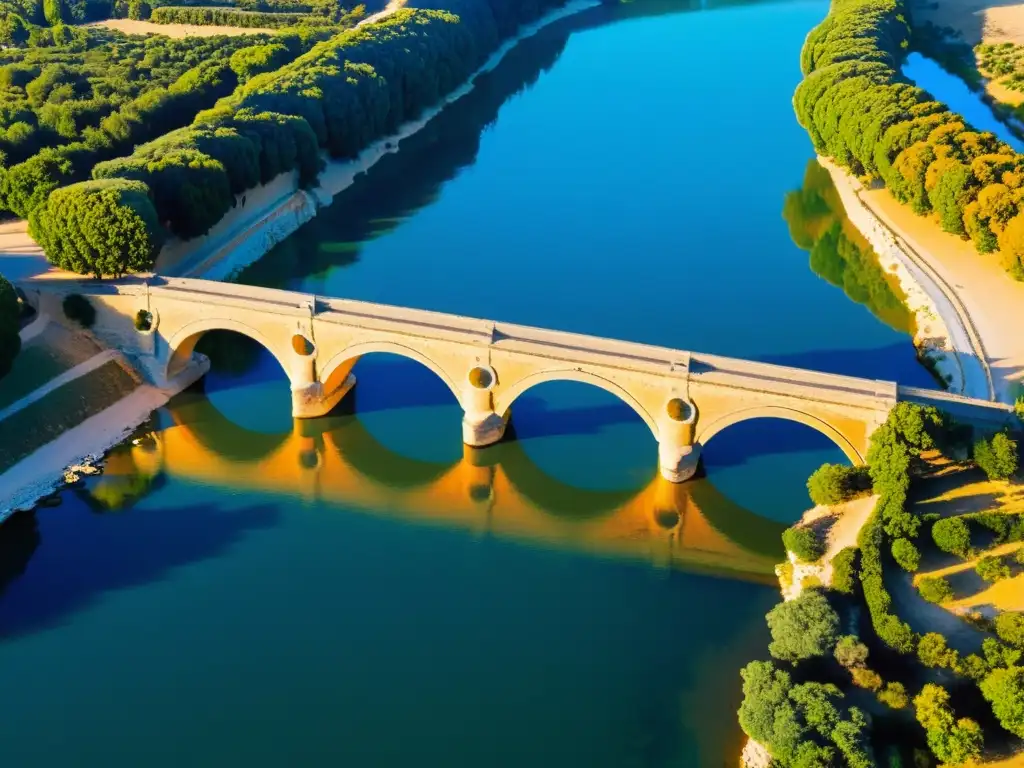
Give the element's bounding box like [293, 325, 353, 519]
[796, 0, 1024, 279]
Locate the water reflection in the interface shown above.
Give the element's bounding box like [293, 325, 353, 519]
[80, 390, 785, 582]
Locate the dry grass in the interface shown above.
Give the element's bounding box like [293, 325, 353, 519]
[86, 18, 272, 37]
[910, 0, 1024, 46]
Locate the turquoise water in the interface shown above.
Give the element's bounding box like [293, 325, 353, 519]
[0, 2, 936, 765]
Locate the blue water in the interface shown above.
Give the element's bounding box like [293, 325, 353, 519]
[0, 2, 936, 766]
[904, 52, 1024, 151]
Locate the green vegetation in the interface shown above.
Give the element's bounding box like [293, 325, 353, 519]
[973, 432, 1019, 481]
[996, 612, 1024, 648]
[976, 554, 1013, 583]
[795, 0, 1024, 280]
[766, 589, 841, 662]
[782, 526, 824, 563]
[0, 274, 20, 380]
[62, 293, 94, 327]
[807, 462, 869, 506]
[980, 667, 1024, 739]
[29, 178, 164, 276]
[932, 516, 971, 558]
[834, 634, 870, 669]
[783, 159, 916, 332]
[913, 683, 984, 765]
[738, 661, 874, 767]
[0, 28, 271, 217]
[0, 358, 135, 473]
[890, 537, 920, 572]
[917, 575, 953, 604]
[830, 546, 859, 595]
[27, 0, 572, 272]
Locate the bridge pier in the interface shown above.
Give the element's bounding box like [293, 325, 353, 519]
[292, 374, 356, 419]
[461, 365, 508, 448]
[658, 441, 701, 483]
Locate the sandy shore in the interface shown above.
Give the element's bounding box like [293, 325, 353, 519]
[86, 18, 273, 37]
[910, 0, 1024, 46]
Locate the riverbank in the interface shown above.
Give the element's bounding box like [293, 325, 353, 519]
[157, 0, 603, 281]
[819, 158, 1000, 402]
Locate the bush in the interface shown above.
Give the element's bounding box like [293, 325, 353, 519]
[918, 576, 954, 604]
[807, 463, 868, 506]
[766, 589, 841, 662]
[974, 432, 1019, 481]
[851, 667, 882, 691]
[914, 684, 985, 765]
[830, 546, 858, 594]
[918, 633, 960, 669]
[29, 179, 164, 277]
[62, 293, 94, 328]
[932, 517, 971, 558]
[976, 555, 1012, 583]
[891, 538, 921, 572]
[783, 526, 823, 563]
[980, 666, 1024, 738]
[996, 612, 1024, 648]
[835, 635, 870, 669]
[0, 275, 21, 380]
[877, 681, 909, 710]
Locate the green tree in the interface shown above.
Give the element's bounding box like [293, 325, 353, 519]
[891, 538, 920, 572]
[995, 612, 1024, 648]
[830, 547, 858, 595]
[932, 517, 971, 557]
[834, 635, 870, 669]
[913, 683, 984, 765]
[980, 666, 1024, 738]
[974, 432, 1019, 481]
[918, 632, 960, 669]
[0, 275, 21, 380]
[807, 463, 867, 506]
[766, 590, 841, 662]
[29, 179, 165, 277]
[918, 576, 953, 604]
[976, 554, 1012, 583]
[783, 526, 823, 563]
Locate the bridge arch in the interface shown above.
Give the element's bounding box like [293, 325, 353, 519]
[318, 341, 464, 407]
[493, 370, 660, 441]
[165, 318, 293, 382]
[695, 406, 864, 465]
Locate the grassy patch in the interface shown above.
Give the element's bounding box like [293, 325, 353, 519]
[0, 344, 80, 411]
[0, 361, 137, 474]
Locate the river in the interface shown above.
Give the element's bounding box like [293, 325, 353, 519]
[0, 1, 936, 765]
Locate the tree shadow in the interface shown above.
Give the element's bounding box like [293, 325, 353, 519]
[0, 495, 280, 642]
[946, 567, 989, 600]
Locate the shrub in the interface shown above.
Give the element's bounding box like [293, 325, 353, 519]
[974, 433, 1019, 481]
[877, 681, 909, 710]
[1017, 546, 1024, 565]
[807, 463, 868, 506]
[134, 310, 152, 332]
[918, 576, 953, 604]
[0, 274, 21, 380]
[932, 517, 971, 558]
[914, 684, 985, 766]
[851, 667, 882, 691]
[783, 526, 823, 563]
[830, 546, 858, 594]
[976, 554, 1012, 583]
[29, 179, 164, 277]
[835, 635, 870, 669]
[891, 538, 920, 572]
[918, 633, 960, 669]
[980, 666, 1024, 738]
[62, 293, 94, 328]
[996, 612, 1024, 648]
[766, 589, 841, 662]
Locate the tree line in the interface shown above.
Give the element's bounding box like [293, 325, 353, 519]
[796, 0, 1024, 280]
[31, 0, 574, 276]
[148, 1, 366, 26]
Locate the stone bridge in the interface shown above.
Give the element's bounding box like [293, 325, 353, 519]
[26, 277, 1016, 483]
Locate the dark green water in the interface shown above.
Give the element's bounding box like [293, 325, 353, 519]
[0, 1, 937, 765]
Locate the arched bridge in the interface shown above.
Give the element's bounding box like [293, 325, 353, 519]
[28, 277, 1016, 483]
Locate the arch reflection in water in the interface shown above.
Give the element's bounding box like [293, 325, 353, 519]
[87, 390, 787, 582]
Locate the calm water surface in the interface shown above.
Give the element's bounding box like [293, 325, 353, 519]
[0, 1, 935, 765]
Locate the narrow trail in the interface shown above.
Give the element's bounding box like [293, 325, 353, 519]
[0, 350, 118, 424]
